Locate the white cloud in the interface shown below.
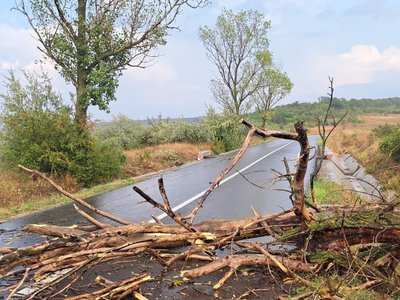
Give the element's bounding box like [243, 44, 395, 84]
[332, 45, 400, 86]
[308, 44, 400, 91]
[0, 23, 37, 62]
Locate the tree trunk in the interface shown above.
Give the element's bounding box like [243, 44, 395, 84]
[74, 86, 88, 128]
[75, 0, 88, 128]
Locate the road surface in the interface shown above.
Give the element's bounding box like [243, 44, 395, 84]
[0, 137, 316, 248]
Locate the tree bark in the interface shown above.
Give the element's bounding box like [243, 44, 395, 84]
[75, 0, 88, 127]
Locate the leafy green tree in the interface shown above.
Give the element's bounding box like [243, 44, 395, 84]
[199, 9, 271, 115]
[0, 70, 124, 186]
[16, 0, 207, 127]
[252, 52, 293, 127]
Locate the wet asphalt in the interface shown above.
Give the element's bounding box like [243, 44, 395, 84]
[0, 137, 317, 248]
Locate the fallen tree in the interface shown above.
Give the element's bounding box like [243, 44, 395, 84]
[1, 116, 399, 299]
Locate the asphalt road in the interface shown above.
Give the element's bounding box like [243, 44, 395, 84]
[0, 137, 316, 248]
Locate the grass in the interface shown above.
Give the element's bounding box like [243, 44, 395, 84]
[0, 142, 211, 221]
[326, 114, 400, 193]
[312, 180, 360, 206]
[0, 174, 136, 221]
[291, 273, 393, 300]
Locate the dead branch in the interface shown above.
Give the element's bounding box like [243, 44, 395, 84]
[64, 273, 151, 300]
[184, 126, 257, 223]
[5, 267, 30, 300]
[23, 224, 86, 238]
[181, 253, 314, 289]
[310, 77, 348, 208]
[73, 204, 112, 229]
[18, 164, 132, 225]
[133, 177, 195, 232]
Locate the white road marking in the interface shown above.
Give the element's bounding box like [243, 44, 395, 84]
[149, 141, 295, 222]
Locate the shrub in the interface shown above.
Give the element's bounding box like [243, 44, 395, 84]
[202, 108, 246, 153]
[92, 115, 144, 150]
[93, 115, 210, 149]
[377, 125, 400, 162]
[0, 70, 124, 187]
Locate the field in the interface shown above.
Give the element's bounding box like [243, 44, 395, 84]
[358, 114, 400, 129]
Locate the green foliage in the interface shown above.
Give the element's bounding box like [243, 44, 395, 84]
[144, 116, 209, 146]
[265, 97, 400, 129]
[199, 9, 272, 115]
[0, 70, 124, 187]
[252, 55, 293, 126]
[310, 179, 361, 207]
[93, 115, 210, 150]
[92, 115, 145, 150]
[202, 108, 246, 153]
[17, 0, 206, 125]
[93, 110, 248, 155]
[374, 125, 400, 162]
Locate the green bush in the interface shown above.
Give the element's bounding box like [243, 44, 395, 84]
[202, 108, 246, 153]
[92, 115, 144, 150]
[377, 125, 400, 163]
[93, 115, 210, 149]
[69, 134, 125, 186]
[373, 124, 398, 138]
[0, 70, 124, 186]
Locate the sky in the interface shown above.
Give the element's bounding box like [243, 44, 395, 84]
[0, 0, 400, 121]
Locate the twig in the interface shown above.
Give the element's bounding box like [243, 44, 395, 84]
[133, 178, 195, 232]
[252, 243, 316, 288]
[353, 279, 382, 290]
[73, 204, 112, 229]
[310, 77, 347, 210]
[145, 249, 167, 266]
[18, 164, 132, 225]
[251, 206, 280, 239]
[6, 267, 30, 300]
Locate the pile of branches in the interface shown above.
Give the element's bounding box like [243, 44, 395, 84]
[1, 118, 399, 299]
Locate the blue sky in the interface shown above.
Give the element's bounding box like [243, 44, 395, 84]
[1, 0, 400, 120]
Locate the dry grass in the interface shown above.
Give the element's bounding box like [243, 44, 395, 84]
[123, 142, 211, 177]
[0, 170, 80, 218]
[358, 114, 400, 129]
[326, 114, 400, 192]
[0, 171, 79, 208]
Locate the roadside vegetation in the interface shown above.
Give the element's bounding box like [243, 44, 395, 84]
[327, 114, 400, 193]
[311, 180, 361, 206]
[0, 70, 399, 219]
[0, 71, 245, 218]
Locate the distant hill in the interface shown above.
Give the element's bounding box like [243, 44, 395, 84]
[257, 97, 400, 129]
[94, 97, 399, 130]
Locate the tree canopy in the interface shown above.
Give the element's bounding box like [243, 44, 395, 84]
[252, 52, 293, 127]
[16, 0, 207, 126]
